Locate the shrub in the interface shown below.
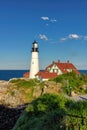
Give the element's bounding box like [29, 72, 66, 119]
[53, 72, 87, 94]
[13, 93, 87, 130]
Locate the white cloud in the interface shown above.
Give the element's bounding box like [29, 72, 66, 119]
[39, 34, 48, 41]
[84, 36, 87, 40]
[60, 37, 67, 42]
[50, 19, 57, 22]
[41, 16, 49, 21]
[41, 16, 57, 24]
[60, 34, 80, 42]
[69, 34, 80, 39]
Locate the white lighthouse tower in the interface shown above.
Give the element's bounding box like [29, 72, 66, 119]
[29, 41, 39, 79]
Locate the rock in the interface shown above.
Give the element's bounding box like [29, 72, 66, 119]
[33, 81, 62, 98]
[4, 90, 23, 107]
[0, 81, 25, 107]
[71, 91, 77, 97]
[33, 86, 42, 98]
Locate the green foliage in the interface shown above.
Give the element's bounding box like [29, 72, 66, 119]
[53, 72, 87, 94]
[65, 100, 87, 115]
[39, 81, 45, 89]
[9, 78, 39, 101]
[32, 94, 66, 113]
[13, 93, 87, 130]
[65, 100, 87, 130]
[54, 74, 64, 83]
[10, 79, 37, 88]
[13, 94, 66, 130]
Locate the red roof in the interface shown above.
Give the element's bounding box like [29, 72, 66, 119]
[46, 61, 80, 75]
[56, 62, 79, 74]
[35, 71, 58, 79]
[23, 61, 80, 79]
[23, 72, 29, 78]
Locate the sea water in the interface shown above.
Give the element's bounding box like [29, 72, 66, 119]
[0, 70, 29, 81]
[0, 70, 87, 81]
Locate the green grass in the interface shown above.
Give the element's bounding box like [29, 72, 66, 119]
[9, 76, 87, 129]
[10, 79, 37, 88]
[9, 79, 40, 102]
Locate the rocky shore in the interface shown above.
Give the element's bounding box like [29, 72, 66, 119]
[0, 79, 30, 107]
[0, 78, 87, 130]
[0, 104, 28, 130]
[0, 80, 28, 130]
[0, 79, 62, 130]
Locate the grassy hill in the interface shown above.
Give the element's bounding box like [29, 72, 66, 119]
[9, 72, 87, 102]
[13, 93, 87, 130]
[12, 72, 87, 130]
[0, 72, 87, 130]
[1, 72, 86, 130]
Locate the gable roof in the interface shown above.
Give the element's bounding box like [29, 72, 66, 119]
[23, 61, 80, 80]
[46, 61, 80, 74]
[35, 71, 58, 79]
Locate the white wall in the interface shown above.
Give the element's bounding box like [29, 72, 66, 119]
[29, 52, 39, 79]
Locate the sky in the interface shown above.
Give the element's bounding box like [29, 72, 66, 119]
[0, 0, 87, 70]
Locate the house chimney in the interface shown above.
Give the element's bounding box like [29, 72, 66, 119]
[58, 59, 60, 63]
[67, 60, 69, 63]
[52, 61, 55, 64]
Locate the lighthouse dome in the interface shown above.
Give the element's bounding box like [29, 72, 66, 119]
[32, 41, 38, 52]
[33, 41, 38, 48]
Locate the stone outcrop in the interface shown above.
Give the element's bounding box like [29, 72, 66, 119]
[0, 81, 24, 107]
[0, 80, 62, 107]
[0, 80, 62, 130]
[33, 81, 62, 98]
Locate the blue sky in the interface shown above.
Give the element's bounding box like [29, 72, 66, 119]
[0, 0, 87, 70]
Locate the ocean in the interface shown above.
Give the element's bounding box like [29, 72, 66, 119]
[0, 70, 29, 81]
[79, 70, 87, 74]
[0, 70, 87, 81]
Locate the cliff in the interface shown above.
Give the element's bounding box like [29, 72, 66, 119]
[0, 79, 62, 107]
[0, 72, 87, 130]
[0, 79, 62, 130]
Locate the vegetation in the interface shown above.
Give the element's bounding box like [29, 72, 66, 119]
[9, 73, 87, 129]
[10, 72, 87, 97]
[9, 78, 40, 102]
[10, 78, 39, 88]
[13, 93, 87, 130]
[53, 71, 87, 95]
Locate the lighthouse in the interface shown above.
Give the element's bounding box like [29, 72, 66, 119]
[29, 41, 39, 79]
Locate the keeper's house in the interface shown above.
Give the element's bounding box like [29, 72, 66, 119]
[35, 60, 80, 81]
[24, 60, 80, 81]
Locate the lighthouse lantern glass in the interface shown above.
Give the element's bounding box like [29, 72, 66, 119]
[34, 43, 38, 48]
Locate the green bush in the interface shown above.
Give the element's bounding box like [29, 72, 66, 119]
[53, 72, 87, 94]
[13, 93, 87, 130]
